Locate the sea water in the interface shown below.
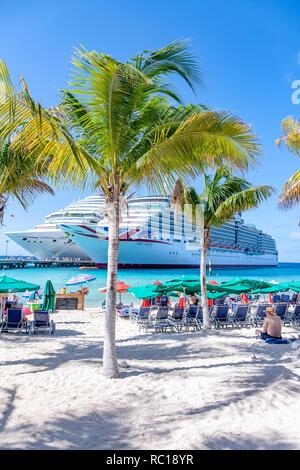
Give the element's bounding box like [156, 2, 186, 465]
[1, 262, 300, 307]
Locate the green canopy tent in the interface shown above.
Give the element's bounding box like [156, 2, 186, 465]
[0, 274, 40, 293]
[42, 279, 56, 312]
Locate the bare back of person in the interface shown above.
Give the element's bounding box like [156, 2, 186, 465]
[263, 314, 282, 339]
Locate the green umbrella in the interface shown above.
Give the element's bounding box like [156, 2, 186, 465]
[208, 278, 271, 294]
[42, 280, 56, 311]
[127, 284, 180, 300]
[251, 281, 300, 294]
[0, 274, 40, 293]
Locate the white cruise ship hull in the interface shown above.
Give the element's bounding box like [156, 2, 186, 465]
[60, 224, 278, 268]
[6, 228, 90, 260]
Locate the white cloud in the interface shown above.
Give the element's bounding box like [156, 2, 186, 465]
[289, 231, 300, 240]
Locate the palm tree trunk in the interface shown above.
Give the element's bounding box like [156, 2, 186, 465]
[201, 227, 210, 330]
[103, 194, 120, 378]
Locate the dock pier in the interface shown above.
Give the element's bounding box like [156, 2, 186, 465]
[0, 259, 96, 269]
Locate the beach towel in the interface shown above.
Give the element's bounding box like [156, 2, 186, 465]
[256, 335, 298, 344]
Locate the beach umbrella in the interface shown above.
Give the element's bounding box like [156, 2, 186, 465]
[241, 293, 249, 304]
[66, 274, 96, 286]
[98, 281, 132, 303]
[141, 298, 150, 307]
[251, 282, 291, 294]
[0, 274, 40, 293]
[42, 280, 56, 312]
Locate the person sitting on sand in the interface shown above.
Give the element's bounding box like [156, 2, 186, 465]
[255, 306, 282, 340]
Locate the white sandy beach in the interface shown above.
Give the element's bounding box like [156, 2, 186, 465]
[1, 308, 300, 450]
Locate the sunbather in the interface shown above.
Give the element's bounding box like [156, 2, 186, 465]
[255, 306, 282, 340]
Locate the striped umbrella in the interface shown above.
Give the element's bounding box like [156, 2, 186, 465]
[66, 274, 96, 286]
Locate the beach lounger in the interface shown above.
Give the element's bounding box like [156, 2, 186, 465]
[136, 306, 151, 331]
[32, 310, 55, 335]
[280, 294, 290, 303]
[272, 294, 281, 303]
[274, 303, 290, 325]
[185, 304, 199, 331]
[292, 304, 300, 326]
[252, 304, 268, 326]
[150, 307, 174, 334]
[170, 306, 185, 332]
[159, 295, 169, 307]
[0, 308, 29, 335]
[233, 304, 254, 328]
[213, 305, 233, 328]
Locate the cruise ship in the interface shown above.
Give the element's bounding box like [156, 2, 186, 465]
[57, 196, 278, 268]
[5, 195, 105, 260]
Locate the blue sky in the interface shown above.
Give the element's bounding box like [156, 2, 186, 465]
[0, 0, 299, 260]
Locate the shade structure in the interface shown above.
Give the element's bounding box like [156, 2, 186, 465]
[251, 282, 291, 294]
[98, 281, 131, 293]
[141, 298, 150, 307]
[207, 278, 271, 294]
[42, 279, 56, 312]
[0, 274, 40, 293]
[66, 274, 96, 286]
[98, 281, 132, 303]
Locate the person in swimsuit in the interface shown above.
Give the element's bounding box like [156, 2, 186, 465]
[256, 306, 282, 340]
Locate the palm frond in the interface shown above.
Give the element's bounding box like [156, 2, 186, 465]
[214, 185, 275, 223]
[278, 169, 300, 209]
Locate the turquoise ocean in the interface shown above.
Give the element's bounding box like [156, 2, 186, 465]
[1, 262, 300, 307]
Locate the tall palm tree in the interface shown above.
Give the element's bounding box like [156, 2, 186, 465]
[171, 170, 274, 329]
[0, 138, 53, 226]
[0, 42, 262, 377]
[276, 116, 300, 209]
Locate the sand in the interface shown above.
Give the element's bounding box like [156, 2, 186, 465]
[1, 308, 300, 450]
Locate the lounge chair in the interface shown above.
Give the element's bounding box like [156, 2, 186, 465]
[213, 305, 234, 328]
[136, 306, 151, 331]
[159, 295, 169, 307]
[185, 304, 198, 331]
[0, 308, 29, 335]
[32, 310, 55, 335]
[280, 294, 290, 303]
[252, 304, 268, 326]
[272, 294, 281, 303]
[274, 303, 290, 325]
[170, 306, 185, 332]
[292, 304, 300, 326]
[233, 304, 254, 328]
[150, 306, 174, 334]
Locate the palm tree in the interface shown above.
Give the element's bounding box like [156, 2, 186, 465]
[0, 42, 262, 377]
[171, 170, 274, 329]
[276, 116, 300, 209]
[0, 138, 53, 226]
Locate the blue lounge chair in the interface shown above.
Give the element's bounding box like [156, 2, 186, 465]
[213, 305, 233, 328]
[170, 306, 185, 332]
[253, 304, 268, 326]
[293, 304, 300, 326]
[274, 303, 289, 325]
[233, 305, 254, 328]
[185, 304, 198, 331]
[159, 295, 169, 307]
[272, 294, 281, 303]
[151, 306, 174, 333]
[33, 310, 55, 335]
[0, 308, 29, 335]
[280, 294, 290, 303]
[136, 306, 151, 331]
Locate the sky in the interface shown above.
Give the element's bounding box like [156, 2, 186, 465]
[0, 0, 299, 261]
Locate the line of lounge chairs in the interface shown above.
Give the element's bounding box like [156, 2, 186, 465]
[0, 308, 55, 336]
[129, 302, 300, 334]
